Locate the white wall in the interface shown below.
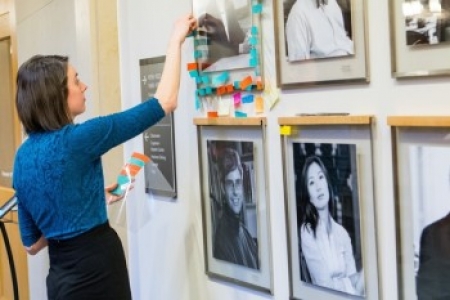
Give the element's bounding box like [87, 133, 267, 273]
[117, 0, 449, 300]
[15, 0, 450, 298]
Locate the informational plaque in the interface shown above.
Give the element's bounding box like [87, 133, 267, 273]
[139, 56, 177, 198]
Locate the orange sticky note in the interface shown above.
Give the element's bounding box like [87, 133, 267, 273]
[256, 80, 263, 90]
[207, 111, 218, 118]
[216, 86, 226, 95]
[187, 62, 198, 71]
[240, 76, 253, 90]
[225, 84, 234, 93]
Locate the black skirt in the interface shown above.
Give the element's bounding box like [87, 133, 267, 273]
[47, 222, 132, 300]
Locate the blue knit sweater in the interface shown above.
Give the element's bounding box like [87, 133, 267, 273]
[13, 98, 165, 246]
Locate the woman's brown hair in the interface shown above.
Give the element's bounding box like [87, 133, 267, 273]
[16, 55, 72, 134]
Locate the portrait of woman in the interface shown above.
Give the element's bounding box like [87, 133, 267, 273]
[294, 143, 364, 296]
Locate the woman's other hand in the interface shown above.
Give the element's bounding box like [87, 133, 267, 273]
[105, 182, 134, 205]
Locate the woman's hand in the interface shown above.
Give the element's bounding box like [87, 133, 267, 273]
[24, 235, 48, 255]
[105, 182, 133, 205]
[170, 13, 198, 45]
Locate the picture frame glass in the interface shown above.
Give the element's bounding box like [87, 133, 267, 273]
[198, 125, 272, 293]
[292, 142, 365, 297]
[274, 0, 368, 87]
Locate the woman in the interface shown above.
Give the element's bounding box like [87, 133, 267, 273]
[12, 14, 196, 300]
[298, 156, 364, 295]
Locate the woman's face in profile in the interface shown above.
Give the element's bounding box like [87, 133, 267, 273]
[306, 162, 330, 211]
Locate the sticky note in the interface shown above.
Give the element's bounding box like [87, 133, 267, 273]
[240, 76, 253, 90]
[249, 36, 258, 46]
[194, 50, 203, 58]
[242, 94, 254, 104]
[213, 72, 230, 86]
[195, 94, 201, 110]
[249, 57, 257, 67]
[189, 70, 199, 78]
[280, 126, 292, 136]
[218, 99, 230, 116]
[217, 86, 227, 95]
[201, 76, 210, 84]
[252, 4, 263, 14]
[225, 84, 234, 93]
[207, 111, 218, 118]
[187, 62, 198, 71]
[235, 111, 247, 118]
[205, 86, 213, 95]
[233, 93, 242, 106]
[255, 96, 264, 113]
[251, 26, 258, 35]
[111, 152, 150, 196]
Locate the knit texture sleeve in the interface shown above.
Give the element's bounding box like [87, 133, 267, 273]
[66, 98, 165, 159]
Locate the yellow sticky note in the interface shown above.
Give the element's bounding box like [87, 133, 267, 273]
[280, 125, 292, 136]
[255, 96, 264, 113]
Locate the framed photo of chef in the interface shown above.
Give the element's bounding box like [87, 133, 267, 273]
[194, 117, 273, 293]
[389, 0, 450, 78]
[388, 116, 450, 299]
[274, 0, 369, 87]
[280, 115, 380, 299]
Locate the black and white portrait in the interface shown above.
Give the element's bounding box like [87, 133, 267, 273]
[293, 142, 364, 296]
[282, 0, 354, 62]
[403, 0, 450, 45]
[194, 0, 253, 72]
[409, 145, 450, 299]
[207, 140, 259, 270]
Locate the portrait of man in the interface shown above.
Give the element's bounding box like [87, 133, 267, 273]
[293, 143, 364, 296]
[195, 0, 253, 71]
[409, 145, 450, 299]
[207, 140, 259, 270]
[283, 0, 354, 62]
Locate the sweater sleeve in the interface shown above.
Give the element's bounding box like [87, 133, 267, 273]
[17, 199, 42, 247]
[66, 98, 165, 159]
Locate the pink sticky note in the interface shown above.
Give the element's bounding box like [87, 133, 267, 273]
[233, 92, 242, 107]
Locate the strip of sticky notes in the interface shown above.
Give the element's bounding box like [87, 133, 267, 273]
[187, 0, 265, 117]
[111, 152, 150, 196]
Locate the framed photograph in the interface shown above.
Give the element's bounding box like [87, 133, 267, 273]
[280, 116, 380, 299]
[390, 0, 450, 78]
[274, 0, 369, 87]
[388, 116, 450, 299]
[195, 118, 272, 293]
[192, 0, 263, 92]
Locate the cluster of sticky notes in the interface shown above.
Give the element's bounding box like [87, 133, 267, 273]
[110, 152, 151, 196]
[187, 1, 266, 117]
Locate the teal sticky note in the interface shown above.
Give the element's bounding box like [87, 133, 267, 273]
[129, 157, 146, 168]
[205, 86, 213, 95]
[189, 70, 199, 78]
[249, 36, 258, 45]
[195, 94, 201, 110]
[249, 57, 257, 67]
[252, 4, 263, 14]
[242, 94, 254, 103]
[251, 26, 258, 35]
[198, 88, 206, 96]
[234, 81, 240, 89]
[201, 76, 210, 84]
[194, 50, 203, 58]
[213, 71, 230, 86]
[235, 111, 248, 118]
